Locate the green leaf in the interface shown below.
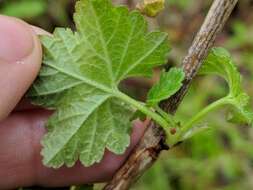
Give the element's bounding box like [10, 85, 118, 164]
[147, 68, 185, 106]
[28, 0, 170, 168]
[227, 93, 253, 125]
[200, 47, 253, 125]
[200, 48, 240, 96]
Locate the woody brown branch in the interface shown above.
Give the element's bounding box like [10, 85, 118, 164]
[104, 0, 239, 190]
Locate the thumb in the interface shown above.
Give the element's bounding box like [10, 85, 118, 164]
[0, 15, 42, 120]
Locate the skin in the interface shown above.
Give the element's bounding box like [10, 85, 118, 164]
[0, 15, 146, 189]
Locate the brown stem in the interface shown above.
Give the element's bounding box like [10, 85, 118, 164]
[103, 0, 238, 190]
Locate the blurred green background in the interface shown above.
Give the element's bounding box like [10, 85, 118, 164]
[1, 0, 253, 189]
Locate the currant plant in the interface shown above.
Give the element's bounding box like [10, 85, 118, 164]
[28, 0, 253, 174]
[28, 0, 172, 168]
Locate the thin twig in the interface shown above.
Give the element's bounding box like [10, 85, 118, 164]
[104, 0, 238, 189]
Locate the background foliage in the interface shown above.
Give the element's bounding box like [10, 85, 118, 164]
[1, 0, 253, 189]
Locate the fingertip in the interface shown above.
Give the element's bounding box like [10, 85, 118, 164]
[0, 16, 43, 120]
[131, 119, 148, 142]
[30, 25, 52, 36]
[0, 15, 34, 63]
[0, 111, 147, 188]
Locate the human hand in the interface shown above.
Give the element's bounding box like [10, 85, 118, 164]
[0, 15, 146, 189]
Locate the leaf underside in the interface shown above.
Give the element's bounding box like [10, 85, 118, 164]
[28, 0, 169, 167]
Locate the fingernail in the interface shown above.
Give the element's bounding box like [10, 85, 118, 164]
[0, 15, 34, 63]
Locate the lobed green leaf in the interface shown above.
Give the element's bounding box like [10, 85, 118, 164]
[147, 68, 185, 106]
[200, 47, 253, 125]
[28, 0, 170, 167]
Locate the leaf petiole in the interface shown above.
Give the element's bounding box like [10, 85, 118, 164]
[154, 105, 177, 126]
[115, 91, 171, 129]
[179, 96, 232, 136]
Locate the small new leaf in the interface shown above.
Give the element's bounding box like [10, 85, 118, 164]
[28, 0, 169, 168]
[147, 68, 185, 106]
[136, 0, 165, 17]
[200, 47, 253, 125]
